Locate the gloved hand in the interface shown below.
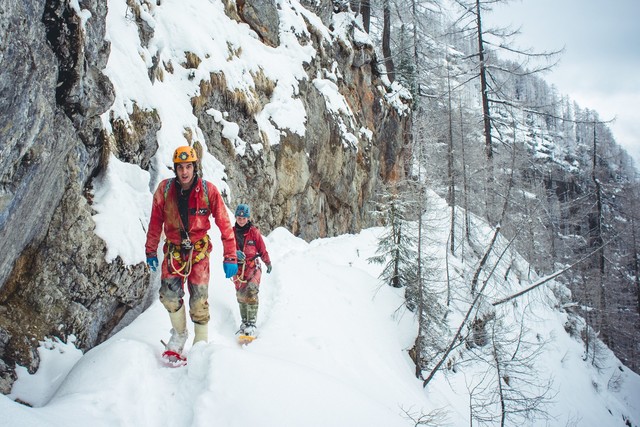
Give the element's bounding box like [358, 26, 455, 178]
[236, 250, 246, 262]
[223, 261, 238, 278]
[266, 263, 272, 274]
[146, 255, 159, 272]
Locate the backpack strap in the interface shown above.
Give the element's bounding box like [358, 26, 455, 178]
[163, 178, 174, 201]
[164, 177, 209, 207]
[201, 179, 210, 207]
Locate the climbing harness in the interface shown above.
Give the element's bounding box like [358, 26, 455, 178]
[234, 254, 260, 284]
[166, 235, 210, 278]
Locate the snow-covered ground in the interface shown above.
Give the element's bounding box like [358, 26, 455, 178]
[2, 0, 639, 425]
[3, 224, 640, 426]
[2, 227, 420, 426]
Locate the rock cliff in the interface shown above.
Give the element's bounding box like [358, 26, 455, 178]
[0, 0, 410, 394]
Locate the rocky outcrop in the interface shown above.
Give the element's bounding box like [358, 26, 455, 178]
[201, 1, 409, 239]
[0, 0, 410, 394]
[0, 0, 144, 393]
[237, 0, 280, 47]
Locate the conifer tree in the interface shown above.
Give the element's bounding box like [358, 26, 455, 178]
[368, 182, 419, 306]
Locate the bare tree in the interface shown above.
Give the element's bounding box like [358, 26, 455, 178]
[467, 314, 554, 426]
[588, 118, 609, 346]
[382, 0, 395, 81]
[472, 0, 493, 160]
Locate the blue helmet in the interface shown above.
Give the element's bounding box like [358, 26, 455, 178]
[235, 203, 250, 218]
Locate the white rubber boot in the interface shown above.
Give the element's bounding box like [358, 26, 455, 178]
[166, 305, 188, 353]
[193, 322, 208, 345]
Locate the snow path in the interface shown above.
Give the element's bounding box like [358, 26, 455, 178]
[4, 228, 426, 427]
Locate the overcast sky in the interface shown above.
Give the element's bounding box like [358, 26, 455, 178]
[486, 0, 640, 169]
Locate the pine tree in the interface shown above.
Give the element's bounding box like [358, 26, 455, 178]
[368, 182, 420, 308]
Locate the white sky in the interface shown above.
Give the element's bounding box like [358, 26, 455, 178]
[487, 0, 640, 168]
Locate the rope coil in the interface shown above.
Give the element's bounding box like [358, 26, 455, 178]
[166, 235, 210, 278]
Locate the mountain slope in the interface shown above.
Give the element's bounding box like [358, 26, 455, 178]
[3, 221, 640, 426]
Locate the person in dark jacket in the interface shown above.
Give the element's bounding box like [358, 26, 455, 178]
[232, 203, 271, 337]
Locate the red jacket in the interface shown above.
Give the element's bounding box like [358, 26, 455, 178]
[145, 177, 236, 261]
[234, 223, 271, 268]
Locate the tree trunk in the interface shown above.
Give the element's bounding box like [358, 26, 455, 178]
[475, 0, 492, 160]
[382, 0, 395, 82]
[591, 121, 609, 346]
[492, 335, 507, 427]
[447, 62, 456, 254]
[362, 0, 371, 33]
[392, 216, 401, 288]
[459, 100, 471, 243]
[416, 153, 425, 378]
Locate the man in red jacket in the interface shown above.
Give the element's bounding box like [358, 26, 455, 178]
[233, 203, 271, 338]
[145, 146, 237, 358]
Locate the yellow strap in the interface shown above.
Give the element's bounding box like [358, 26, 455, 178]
[235, 262, 248, 283]
[234, 260, 259, 284]
[166, 236, 209, 277]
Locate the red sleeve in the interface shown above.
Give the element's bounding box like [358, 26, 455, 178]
[207, 181, 237, 262]
[253, 227, 271, 265]
[145, 181, 167, 256]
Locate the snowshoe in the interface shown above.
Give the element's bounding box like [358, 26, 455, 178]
[236, 322, 248, 335]
[237, 335, 257, 345]
[160, 339, 187, 367]
[161, 349, 187, 367]
[237, 323, 257, 345]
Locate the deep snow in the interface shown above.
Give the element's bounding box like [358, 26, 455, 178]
[3, 224, 640, 426]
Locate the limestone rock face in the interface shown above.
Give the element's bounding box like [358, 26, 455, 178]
[0, 0, 410, 394]
[237, 0, 280, 47]
[201, 1, 410, 239]
[0, 0, 142, 393]
[300, 0, 334, 26]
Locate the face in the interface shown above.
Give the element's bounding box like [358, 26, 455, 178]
[176, 163, 195, 188]
[236, 216, 249, 226]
